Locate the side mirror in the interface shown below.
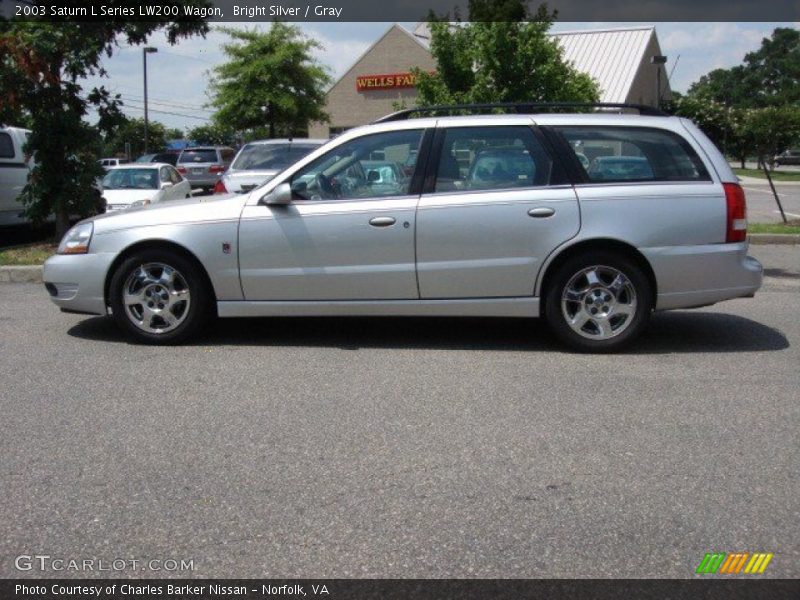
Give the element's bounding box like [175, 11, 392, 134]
[261, 182, 292, 206]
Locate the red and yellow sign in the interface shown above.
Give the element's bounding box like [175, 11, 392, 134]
[356, 72, 432, 92]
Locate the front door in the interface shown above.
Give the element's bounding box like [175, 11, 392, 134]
[238, 128, 426, 301]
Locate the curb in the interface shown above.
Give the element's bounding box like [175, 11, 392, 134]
[748, 234, 800, 245]
[0, 265, 43, 283]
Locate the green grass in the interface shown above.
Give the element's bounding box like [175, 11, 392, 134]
[0, 243, 57, 266]
[733, 168, 800, 182]
[748, 221, 800, 234]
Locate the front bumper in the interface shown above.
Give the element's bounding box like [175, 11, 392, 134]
[43, 252, 117, 316]
[644, 242, 764, 310]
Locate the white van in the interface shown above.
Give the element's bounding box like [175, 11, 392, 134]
[0, 126, 33, 226]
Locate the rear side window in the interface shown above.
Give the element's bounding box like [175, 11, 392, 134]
[0, 133, 15, 158]
[179, 149, 218, 163]
[555, 126, 710, 183]
[434, 126, 553, 193]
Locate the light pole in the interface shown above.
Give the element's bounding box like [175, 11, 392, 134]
[651, 55, 667, 110]
[143, 46, 158, 154]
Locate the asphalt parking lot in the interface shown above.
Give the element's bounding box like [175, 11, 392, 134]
[1, 246, 798, 579]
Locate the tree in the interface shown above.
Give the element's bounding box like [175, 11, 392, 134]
[687, 28, 799, 109]
[103, 117, 169, 159]
[740, 28, 800, 108]
[414, 1, 599, 107]
[208, 24, 331, 139]
[0, 6, 211, 236]
[186, 123, 236, 146]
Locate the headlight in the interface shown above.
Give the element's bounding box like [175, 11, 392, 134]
[57, 222, 94, 255]
[128, 198, 151, 209]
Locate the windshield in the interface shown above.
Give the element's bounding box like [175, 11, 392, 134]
[102, 168, 159, 190]
[231, 143, 320, 171]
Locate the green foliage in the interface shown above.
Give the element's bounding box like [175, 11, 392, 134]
[186, 123, 236, 146]
[103, 117, 169, 158]
[414, 1, 599, 108]
[676, 27, 800, 166]
[208, 24, 331, 139]
[0, 5, 211, 235]
[687, 28, 799, 109]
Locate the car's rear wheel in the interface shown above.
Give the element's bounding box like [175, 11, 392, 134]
[544, 252, 652, 352]
[109, 250, 210, 344]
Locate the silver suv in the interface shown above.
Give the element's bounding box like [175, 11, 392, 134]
[176, 146, 236, 193]
[43, 104, 762, 351]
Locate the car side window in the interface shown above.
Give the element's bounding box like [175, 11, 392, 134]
[290, 129, 423, 201]
[169, 167, 182, 184]
[433, 126, 553, 193]
[555, 126, 711, 183]
[0, 133, 15, 159]
[160, 167, 171, 183]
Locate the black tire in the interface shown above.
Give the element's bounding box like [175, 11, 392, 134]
[544, 251, 652, 353]
[109, 249, 212, 345]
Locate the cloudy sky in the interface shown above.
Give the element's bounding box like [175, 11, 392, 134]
[82, 21, 796, 133]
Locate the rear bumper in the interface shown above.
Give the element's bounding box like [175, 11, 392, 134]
[43, 253, 116, 316]
[643, 242, 763, 310]
[182, 172, 221, 188]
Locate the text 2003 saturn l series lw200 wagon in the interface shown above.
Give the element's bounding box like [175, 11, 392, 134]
[44, 103, 763, 352]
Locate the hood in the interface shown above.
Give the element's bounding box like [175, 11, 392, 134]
[222, 170, 280, 192]
[102, 189, 159, 207]
[91, 193, 247, 233]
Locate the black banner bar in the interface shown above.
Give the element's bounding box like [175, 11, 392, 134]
[3, 579, 800, 600]
[3, 0, 799, 23]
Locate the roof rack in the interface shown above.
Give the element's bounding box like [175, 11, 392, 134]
[373, 102, 668, 123]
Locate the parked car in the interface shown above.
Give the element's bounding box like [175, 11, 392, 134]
[215, 139, 325, 194]
[774, 149, 800, 167]
[587, 155, 654, 180]
[44, 105, 763, 351]
[0, 125, 32, 226]
[99, 157, 129, 170]
[136, 152, 179, 166]
[176, 146, 236, 193]
[100, 164, 192, 212]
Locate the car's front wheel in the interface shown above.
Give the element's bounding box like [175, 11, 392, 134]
[544, 252, 652, 352]
[109, 250, 211, 344]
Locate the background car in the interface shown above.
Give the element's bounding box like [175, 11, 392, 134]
[101, 163, 191, 212]
[587, 155, 654, 180]
[136, 151, 180, 166]
[176, 146, 236, 194]
[0, 125, 33, 226]
[774, 149, 800, 167]
[98, 157, 129, 170]
[215, 139, 325, 194]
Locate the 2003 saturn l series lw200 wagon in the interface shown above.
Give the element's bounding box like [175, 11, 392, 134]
[44, 104, 763, 352]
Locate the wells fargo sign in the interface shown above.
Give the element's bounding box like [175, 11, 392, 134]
[356, 71, 433, 92]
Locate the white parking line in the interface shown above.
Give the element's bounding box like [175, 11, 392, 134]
[774, 210, 800, 218]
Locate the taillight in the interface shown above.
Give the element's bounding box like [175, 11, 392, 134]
[176, 166, 187, 175]
[209, 165, 226, 174]
[213, 179, 227, 194]
[723, 182, 747, 243]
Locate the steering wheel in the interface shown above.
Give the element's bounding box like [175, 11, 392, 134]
[315, 173, 336, 198]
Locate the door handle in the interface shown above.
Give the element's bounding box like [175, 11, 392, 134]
[369, 216, 396, 227]
[528, 207, 556, 218]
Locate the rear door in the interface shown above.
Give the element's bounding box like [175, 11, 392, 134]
[415, 121, 580, 299]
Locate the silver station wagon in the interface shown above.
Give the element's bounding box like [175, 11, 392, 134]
[44, 103, 763, 351]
